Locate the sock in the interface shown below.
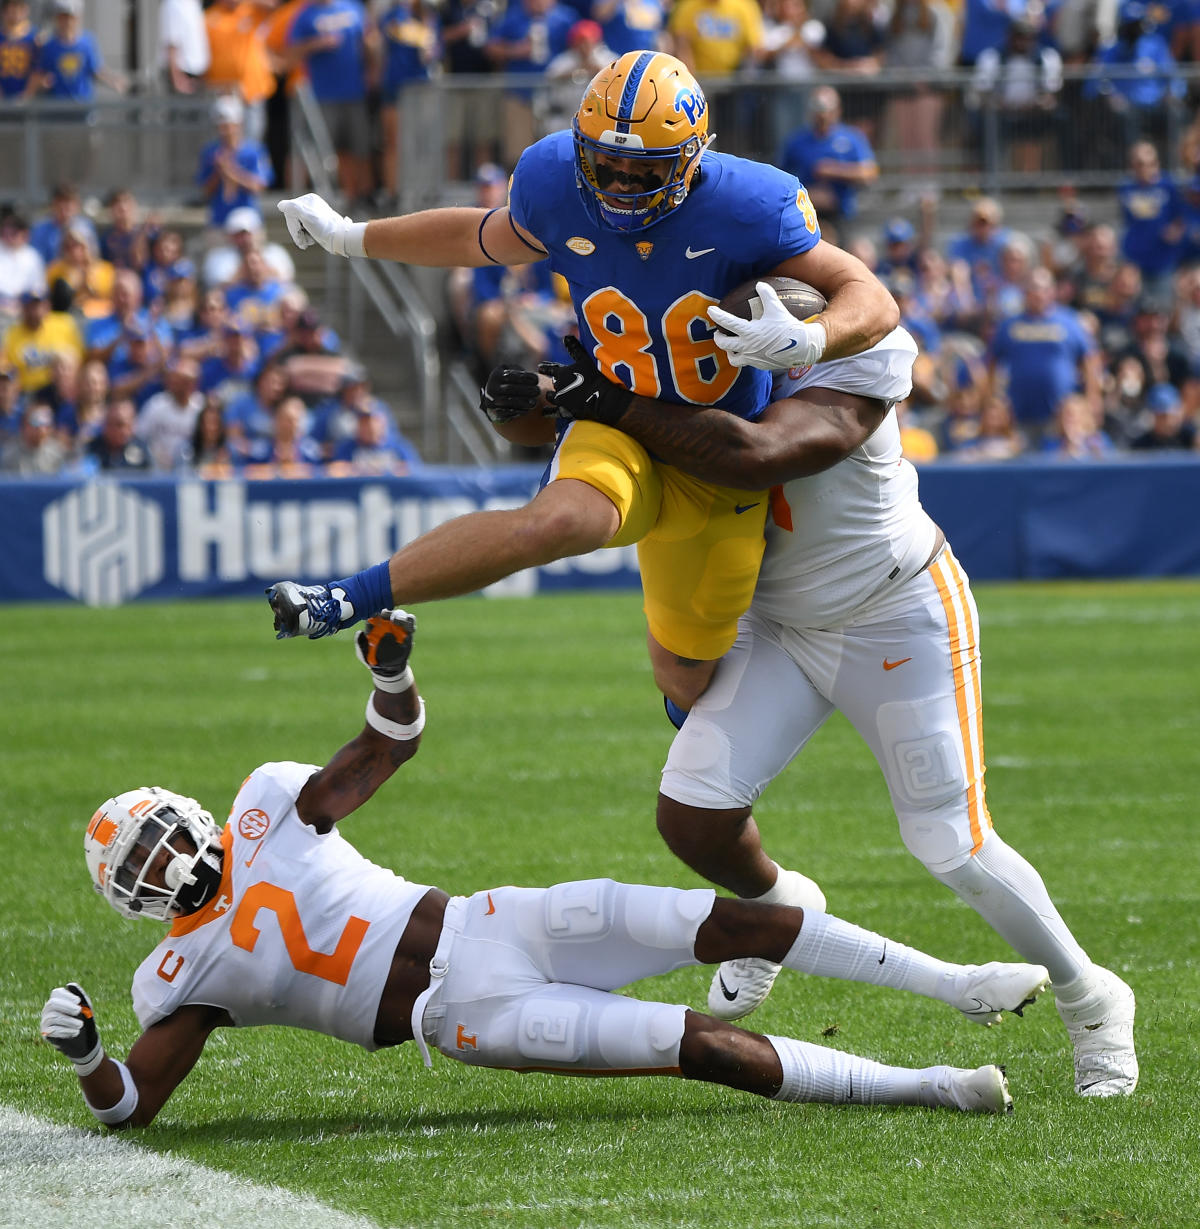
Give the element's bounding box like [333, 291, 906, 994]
[664, 697, 688, 730]
[768, 1034, 928, 1106]
[782, 909, 965, 1005]
[932, 832, 1089, 987]
[331, 560, 393, 627]
[754, 864, 826, 911]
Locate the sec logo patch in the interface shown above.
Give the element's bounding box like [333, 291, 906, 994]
[238, 808, 270, 840]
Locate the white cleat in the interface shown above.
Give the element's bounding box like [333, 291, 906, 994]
[931, 1064, 1013, 1113]
[1055, 965, 1138, 1097]
[955, 961, 1051, 1026]
[707, 870, 826, 1022]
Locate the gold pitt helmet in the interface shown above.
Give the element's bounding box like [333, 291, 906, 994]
[573, 51, 713, 232]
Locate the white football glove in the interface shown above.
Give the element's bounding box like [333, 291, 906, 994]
[277, 193, 367, 258]
[707, 280, 827, 371]
[41, 983, 104, 1074]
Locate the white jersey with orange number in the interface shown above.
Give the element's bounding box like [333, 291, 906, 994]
[759, 326, 937, 629]
[130, 762, 433, 1050]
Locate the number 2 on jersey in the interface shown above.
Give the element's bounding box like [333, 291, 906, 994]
[230, 882, 369, 986]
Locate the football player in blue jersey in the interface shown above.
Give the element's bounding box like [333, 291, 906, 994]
[271, 50, 898, 711]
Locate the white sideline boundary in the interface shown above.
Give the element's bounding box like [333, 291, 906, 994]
[0, 1106, 381, 1229]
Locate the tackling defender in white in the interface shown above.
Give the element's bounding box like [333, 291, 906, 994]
[530, 285, 1139, 1098]
[41, 611, 1051, 1127]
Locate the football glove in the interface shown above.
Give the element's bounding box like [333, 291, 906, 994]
[354, 608, 416, 691]
[479, 365, 544, 424]
[539, 335, 632, 426]
[41, 983, 104, 1073]
[707, 280, 827, 371]
[277, 193, 367, 258]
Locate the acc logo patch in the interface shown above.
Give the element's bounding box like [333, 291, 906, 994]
[566, 237, 596, 255]
[238, 808, 270, 840]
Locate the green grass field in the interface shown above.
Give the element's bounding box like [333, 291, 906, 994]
[2, 582, 1198, 1228]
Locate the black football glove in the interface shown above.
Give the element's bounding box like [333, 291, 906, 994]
[41, 983, 103, 1072]
[479, 365, 544, 424]
[354, 608, 416, 690]
[538, 335, 633, 427]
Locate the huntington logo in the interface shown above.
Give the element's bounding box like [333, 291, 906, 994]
[43, 483, 164, 605]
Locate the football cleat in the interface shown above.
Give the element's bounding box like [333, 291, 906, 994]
[267, 581, 355, 640]
[1055, 965, 1138, 1096]
[707, 870, 827, 1021]
[927, 1064, 1013, 1114]
[954, 961, 1050, 1026]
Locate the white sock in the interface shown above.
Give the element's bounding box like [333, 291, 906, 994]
[932, 833, 1089, 987]
[782, 908, 965, 1004]
[768, 1035, 941, 1106]
[754, 863, 826, 911]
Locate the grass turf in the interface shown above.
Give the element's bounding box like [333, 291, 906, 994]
[1, 581, 1198, 1228]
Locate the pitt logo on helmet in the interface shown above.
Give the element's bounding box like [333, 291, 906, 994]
[573, 51, 713, 232]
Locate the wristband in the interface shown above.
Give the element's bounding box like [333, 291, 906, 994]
[371, 665, 414, 694]
[84, 1059, 139, 1126]
[73, 1039, 105, 1077]
[365, 693, 425, 740]
[345, 221, 368, 259]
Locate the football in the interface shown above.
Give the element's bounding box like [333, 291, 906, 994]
[717, 275, 827, 323]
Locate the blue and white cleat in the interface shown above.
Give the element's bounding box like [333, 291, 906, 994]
[267, 581, 355, 640]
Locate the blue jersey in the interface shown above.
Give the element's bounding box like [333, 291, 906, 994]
[1118, 173, 1183, 277]
[288, 0, 368, 102]
[779, 122, 875, 221]
[37, 32, 102, 101]
[509, 132, 821, 420]
[600, 0, 668, 55]
[990, 306, 1095, 425]
[380, 3, 438, 94]
[0, 23, 37, 97]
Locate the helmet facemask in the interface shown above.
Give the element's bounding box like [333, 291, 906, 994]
[573, 51, 714, 232]
[85, 788, 223, 921]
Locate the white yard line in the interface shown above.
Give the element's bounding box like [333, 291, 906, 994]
[0, 1105, 381, 1229]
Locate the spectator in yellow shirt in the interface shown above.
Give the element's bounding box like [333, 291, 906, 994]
[669, 0, 764, 76]
[2, 289, 83, 396]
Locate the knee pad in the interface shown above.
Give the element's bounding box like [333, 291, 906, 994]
[897, 798, 976, 873]
[515, 992, 685, 1070]
[619, 883, 714, 953]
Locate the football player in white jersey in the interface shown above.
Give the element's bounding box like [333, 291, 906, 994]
[40, 610, 1056, 1127]
[527, 286, 1138, 1098]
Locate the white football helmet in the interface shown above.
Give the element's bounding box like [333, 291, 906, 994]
[84, 787, 223, 921]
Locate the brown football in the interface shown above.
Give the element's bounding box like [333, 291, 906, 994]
[717, 275, 827, 322]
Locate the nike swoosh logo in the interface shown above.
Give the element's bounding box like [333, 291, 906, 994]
[734, 503, 759, 514]
[773, 339, 799, 353]
[685, 246, 716, 259]
[882, 657, 912, 671]
[878, 945, 886, 965]
[718, 973, 739, 1001]
[556, 372, 585, 397]
[485, 893, 495, 916]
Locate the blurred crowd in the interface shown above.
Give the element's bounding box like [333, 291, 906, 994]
[3, 0, 1200, 472]
[0, 180, 422, 478]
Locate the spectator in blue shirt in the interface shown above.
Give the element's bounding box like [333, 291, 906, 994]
[0, 0, 38, 100]
[195, 94, 273, 232]
[486, 0, 576, 167]
[33, 0, 125, 101]
[28, 182, 96, 267]
[989, 266, 1103, 445]
[1118, 139, 1184, 290]
[779, 86, 878, 235]
[946, 195, 1012, 302]
[592, 0, 668, 55]
[287, 0, 378, 207]
[379, 0, 441, 202]
[1084, 1, 1185, 164]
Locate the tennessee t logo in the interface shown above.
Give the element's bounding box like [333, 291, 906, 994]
[456, 1024, 478, 1051]
[882, 657, 912, 671]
